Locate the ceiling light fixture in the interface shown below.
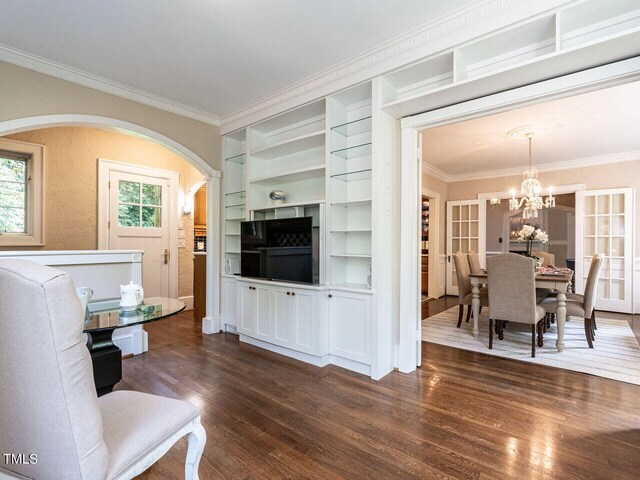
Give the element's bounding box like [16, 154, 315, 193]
[507, 129, 555, 219]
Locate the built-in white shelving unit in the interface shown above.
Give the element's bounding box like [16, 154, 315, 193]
[327, 82, 373, 291]
[379, 0, 640, 118]
[246, 100, 327, 211]
[223, 129, 247, 275]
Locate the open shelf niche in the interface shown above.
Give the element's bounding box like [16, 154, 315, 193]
[223, 129, 247, 275]
[327, 82, 373, 290]
[379, 0, 640, 117]
[246, 99, 326, 211]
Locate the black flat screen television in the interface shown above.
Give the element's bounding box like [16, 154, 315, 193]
[240, 217, 316, 284]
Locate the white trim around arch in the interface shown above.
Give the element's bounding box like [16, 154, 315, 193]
[397, 57, 640, 374]
[0, 114, 223, 335]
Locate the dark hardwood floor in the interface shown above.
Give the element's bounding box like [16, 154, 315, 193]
[123, 310, 640, 479]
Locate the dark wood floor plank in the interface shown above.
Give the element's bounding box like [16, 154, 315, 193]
[120, 311, 640, 480]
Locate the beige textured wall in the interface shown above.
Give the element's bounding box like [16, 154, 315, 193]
[445, 160, 640, 255]
[2, 127, 205, 297]
[0, 61, 221, 171]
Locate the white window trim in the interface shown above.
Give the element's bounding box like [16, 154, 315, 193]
[0, 138, 44, 246]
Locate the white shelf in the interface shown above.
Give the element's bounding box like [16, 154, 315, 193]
[330, 229, 372, 233]
[330, 283, 373, 294]
[249, 165, 325, 186]
[225, 233, 240, 236]
[251, 199, 325, 211]
[330, 198, 372, 206]
[330, 253, 372, 258]
[250, 131, 325, 159]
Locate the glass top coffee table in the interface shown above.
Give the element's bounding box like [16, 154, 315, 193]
[84, 297, 186, 396]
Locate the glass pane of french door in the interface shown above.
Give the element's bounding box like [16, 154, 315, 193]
[447, 200, 486, 296]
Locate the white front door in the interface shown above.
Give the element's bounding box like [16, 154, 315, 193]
[108, 170, 171, 297]
[446, 200, 486, 296]
[576, 188, 634, 313]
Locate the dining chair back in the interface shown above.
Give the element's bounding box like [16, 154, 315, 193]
[467, 251, 482, 275]
[453, 252, 472, 300]
[487, 253, 539, 324]
[583, 254, 604, 320]
[487, 253, 546, 357]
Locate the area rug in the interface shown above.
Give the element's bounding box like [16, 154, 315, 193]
[423, 306, 640, 385]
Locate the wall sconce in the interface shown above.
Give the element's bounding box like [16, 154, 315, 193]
[490, 198, 501, 205]
[182, 194, 194, 215]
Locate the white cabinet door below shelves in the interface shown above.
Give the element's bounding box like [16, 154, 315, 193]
[290, 288, 318, 355]
[272, 287, 293, 347]
[253, 285, 271, 342]
[237, 283, 256, 336]
[329, 290, 371, 364]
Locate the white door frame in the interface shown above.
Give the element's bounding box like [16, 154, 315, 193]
[98, 159, 179, 298]
[398, 57, 640, 374]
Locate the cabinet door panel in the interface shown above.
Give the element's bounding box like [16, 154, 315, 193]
[290, 289, 317, 354]
[254, 286, 271, 341]
[329, 291, 371, 364]
[237, 284, 256, 336]
[272, 289, 293, 346]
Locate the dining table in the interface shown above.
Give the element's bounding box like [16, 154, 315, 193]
[469, 271, 573, 352]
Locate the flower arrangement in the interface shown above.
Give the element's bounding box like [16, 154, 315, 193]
[515, 224, 549, 257]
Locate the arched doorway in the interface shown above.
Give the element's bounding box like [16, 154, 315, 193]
[0, 114, 222, 334]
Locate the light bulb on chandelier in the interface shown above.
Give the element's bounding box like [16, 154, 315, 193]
[507, 130, 555, 219]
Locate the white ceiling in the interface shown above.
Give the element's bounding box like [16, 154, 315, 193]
[0, 0, 471, 118]
[422, 81, 640, 177]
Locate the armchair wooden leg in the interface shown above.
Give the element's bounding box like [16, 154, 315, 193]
[593, 310, 598, 331]
[489, 319, 494, 350]
[457, 304, 463, 328]
[531, 324, 536, 358]
[466, 305, 472, 323]
[479, 306, 483, 315]
[185, 416, 207, 480]
[584, 318, 594, 348]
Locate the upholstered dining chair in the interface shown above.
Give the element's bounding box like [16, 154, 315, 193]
[467, 251, 483, 275]
[453, 252, 488, 328]
[539, 253, 604, 348]
[0, 259, 206, 480]
[487, 253, 546, 357]
[531, 250, 555, 266]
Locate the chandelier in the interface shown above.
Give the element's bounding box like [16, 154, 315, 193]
[508, 132, 555, 219]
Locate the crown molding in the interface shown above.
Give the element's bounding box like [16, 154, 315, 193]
[0, 44, 220, 127]
[221, 0, 571, 133]
[423, 150, 640, 183]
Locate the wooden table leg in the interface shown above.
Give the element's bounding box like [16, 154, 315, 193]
[472, 284, 480, 338]
[86, 328, 122, 396]
[556, 291, 566, 352]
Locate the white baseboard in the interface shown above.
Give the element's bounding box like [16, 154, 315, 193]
[240, 335, 331, 367]
[179, 295, 194, 310]
[329, 355, 371, 376]
[225, 324, 239, 335]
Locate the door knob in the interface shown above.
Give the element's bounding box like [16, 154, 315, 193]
[328, 294, 333, 298]
[291, 292, 295, 296]
[287, 291, 291, 295]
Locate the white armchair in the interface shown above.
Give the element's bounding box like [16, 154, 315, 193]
[0, 259, 206, 479]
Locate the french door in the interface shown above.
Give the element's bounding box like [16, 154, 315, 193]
[446, 200, 486, 296]
[108, 171, 171, 297]
[576, 188, 633, 313]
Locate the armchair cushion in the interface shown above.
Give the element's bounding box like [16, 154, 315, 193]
[100, 390, 200, 479]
